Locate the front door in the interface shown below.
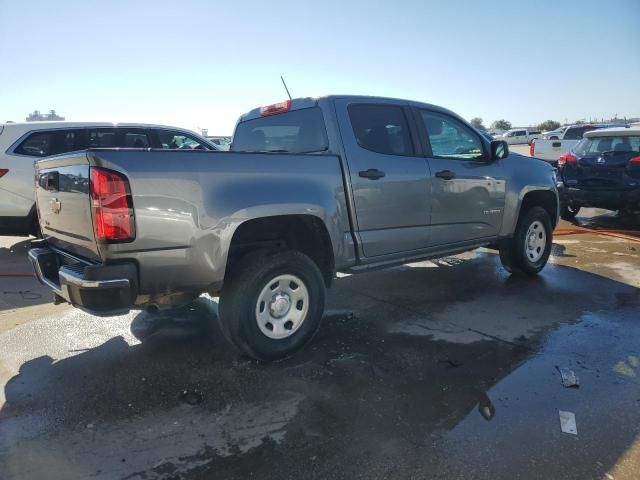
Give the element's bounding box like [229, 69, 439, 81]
[416, 109, 506, 246]
[335, 99, 432, 258]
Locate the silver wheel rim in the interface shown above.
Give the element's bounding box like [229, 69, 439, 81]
[255, 274, 309, 340]
[525, 220, 546, 263]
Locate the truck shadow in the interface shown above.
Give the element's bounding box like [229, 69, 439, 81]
[2, 252, 639, 479]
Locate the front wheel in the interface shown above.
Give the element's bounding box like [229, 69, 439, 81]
[218, 250, 325, 361]
[499, 206, 552, 275]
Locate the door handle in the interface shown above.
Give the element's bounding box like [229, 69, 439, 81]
[435, 170, 455, 180]
[359, 168, 385, 180]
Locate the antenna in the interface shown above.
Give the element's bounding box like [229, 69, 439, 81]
[280, 76, 292, 101]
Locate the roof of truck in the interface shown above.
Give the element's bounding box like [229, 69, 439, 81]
[238, 95, 463, 123]
[584, 126, 639, 138]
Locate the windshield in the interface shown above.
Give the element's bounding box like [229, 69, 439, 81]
[232, 107, 328, 153]
[574, 135, 640, 156]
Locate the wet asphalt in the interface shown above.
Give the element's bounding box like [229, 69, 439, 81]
[0, 209, 639, 480]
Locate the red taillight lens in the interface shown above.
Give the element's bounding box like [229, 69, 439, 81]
[90, 167, 134, 242]
[629, 156, 640, 165]
[260, 100, 291, 116]
[558, 152, 577, 167]
[0, 168, 8, 178]
[529, 141, 535, 157]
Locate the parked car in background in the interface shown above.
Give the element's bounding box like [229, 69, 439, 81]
[500, 128, 541, 145]
[206, 136, 231, 151]
[540, 127, 567, 140]
[557, 126, 640, 219]
[28, 95, 558, 361]
[0, 122, 217, 236]
[532, 124, 626, 164]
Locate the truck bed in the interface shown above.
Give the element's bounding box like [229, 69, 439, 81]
[34, 148, 352, 300]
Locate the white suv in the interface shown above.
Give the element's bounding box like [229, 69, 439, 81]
[0, 122, 219, 236]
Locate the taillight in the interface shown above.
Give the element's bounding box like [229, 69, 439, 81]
[558, 152, 577, 167]
[629, 156, 640, 165]
[90, 167, 134, 242]
[529, 141, 535, 157]
[260, 100, 291, 116]
[0, 168, 8, 178]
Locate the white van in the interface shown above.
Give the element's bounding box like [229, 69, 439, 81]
[0, 122, 218, 236]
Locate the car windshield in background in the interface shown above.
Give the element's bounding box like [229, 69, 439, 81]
[232, 107, 328, 154]
[574, 136, 640, 156]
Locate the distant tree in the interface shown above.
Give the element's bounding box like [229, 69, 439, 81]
[574, 119, 585, 125]
[470, 117, 486, 131]
[491, 119, 512, 130]
[537, 120, 561, 132]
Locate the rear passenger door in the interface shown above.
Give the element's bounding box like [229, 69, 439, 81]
[416, 109, 506, 246]
[334, 99, 432, 258]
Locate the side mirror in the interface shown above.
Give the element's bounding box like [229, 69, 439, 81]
[491, 140, 509, 161]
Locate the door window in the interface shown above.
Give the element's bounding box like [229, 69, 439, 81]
[87, 129, 117, 147]
[348, 104, 414, 156]
[154, 130, 210, 150]
[420, 111, 484, 160]
[123, 131, 150, 148]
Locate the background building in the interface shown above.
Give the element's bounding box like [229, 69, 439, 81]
[26, 109, 65, 121]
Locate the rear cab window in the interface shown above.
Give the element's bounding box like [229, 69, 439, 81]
[232, 107, 328, 154]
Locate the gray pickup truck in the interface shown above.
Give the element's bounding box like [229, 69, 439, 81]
[29, 95, 558, 360]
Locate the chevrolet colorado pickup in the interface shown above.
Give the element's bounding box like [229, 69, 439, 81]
[29, 95, 559, 360]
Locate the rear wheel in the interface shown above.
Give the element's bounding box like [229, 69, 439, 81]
[219, 250, 325, 361]
[499, 206, 552, 275]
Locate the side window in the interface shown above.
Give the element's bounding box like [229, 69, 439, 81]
[87, 128, 117, 147]
[564, 127, 585, 140]
[348, 104, 414, 156]
[154, 130, 209, 150]
[15, 130, 83, 157]
[420, 111, 484, 160]
[123, 131, 150, 148]
[15, 131, 54, 157]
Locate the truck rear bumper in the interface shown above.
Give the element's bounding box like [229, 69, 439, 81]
[558, 185, 640, 210]
[28, 245, 137, 316]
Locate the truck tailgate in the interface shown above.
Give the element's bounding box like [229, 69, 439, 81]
[534, 139, 579, 161]
[36, 153, 101, 262]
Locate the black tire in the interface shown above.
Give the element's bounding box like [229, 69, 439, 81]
[499, 206, 552, 275]
[560, 204, 580, 221]
[219, 250, 325, 361]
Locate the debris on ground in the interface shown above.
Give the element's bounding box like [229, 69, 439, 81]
[559, 410, 577, 435]
[556, 366, 580, 388]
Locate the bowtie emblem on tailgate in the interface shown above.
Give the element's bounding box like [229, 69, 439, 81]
[50, 198, 62, 214]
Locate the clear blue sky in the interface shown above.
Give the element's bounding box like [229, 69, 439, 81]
[1, 0, 639, 134]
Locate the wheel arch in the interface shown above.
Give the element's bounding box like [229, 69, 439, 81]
[225, 213, 336, 288]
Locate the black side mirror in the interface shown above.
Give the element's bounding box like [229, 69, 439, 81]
[491, 140, 509, 161]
